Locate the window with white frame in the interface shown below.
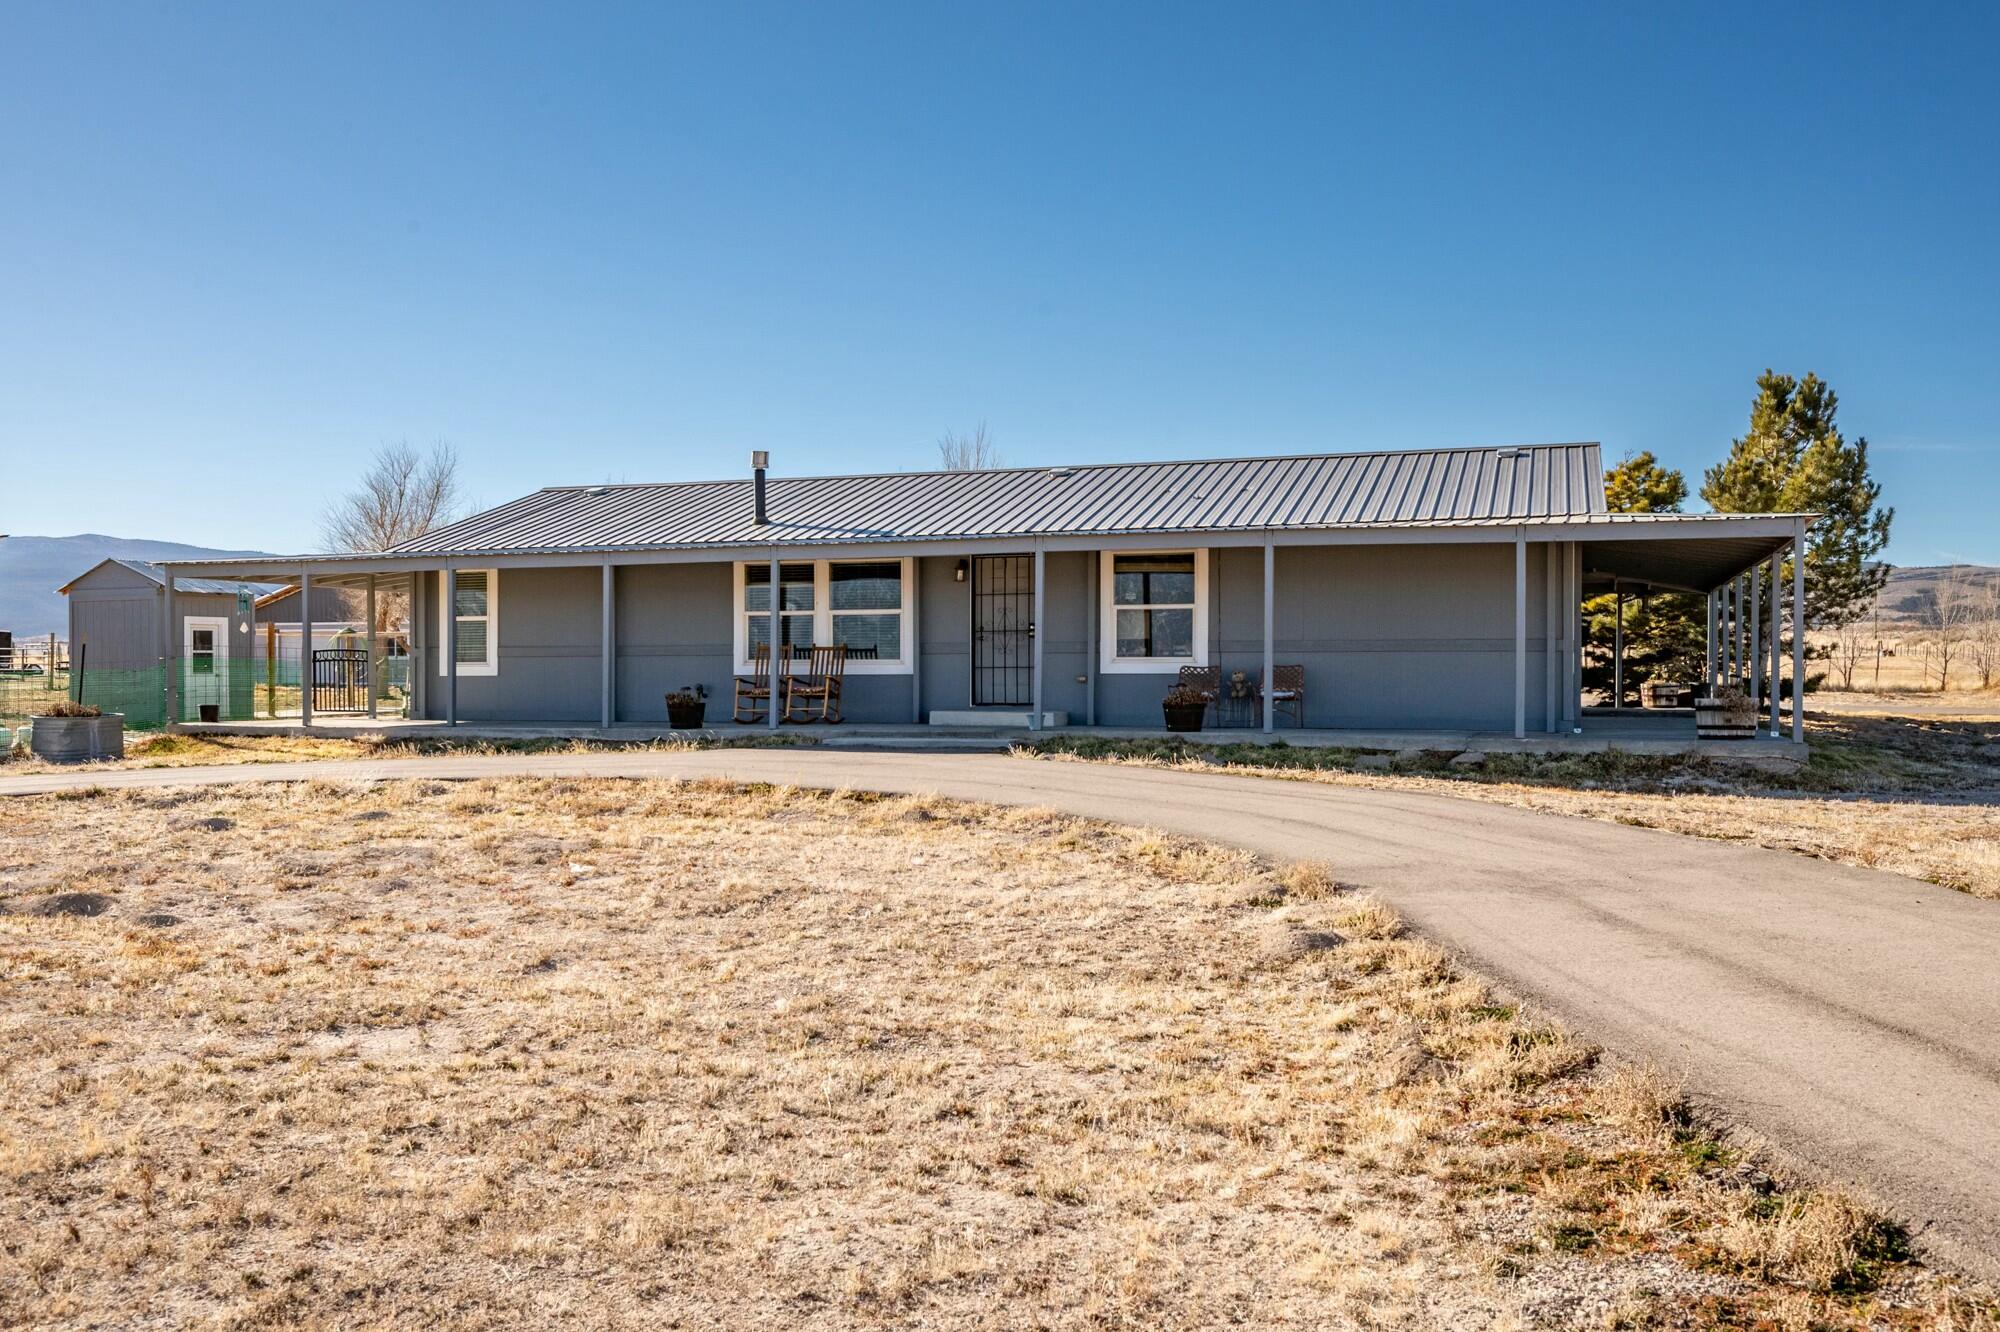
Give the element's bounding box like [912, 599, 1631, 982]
[735, 558, 911, 673]
[1100, 550, 1207, 672]
[436, 569, 498, 676]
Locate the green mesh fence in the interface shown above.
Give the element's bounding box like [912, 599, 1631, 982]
[3, 653, 415, 745]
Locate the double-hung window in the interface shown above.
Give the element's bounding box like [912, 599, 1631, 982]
[436, 569, 499, 676]
[1100, 550, 1207, 672]
[735, 558, 911, 673]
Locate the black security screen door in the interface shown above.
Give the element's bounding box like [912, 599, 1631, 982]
[972, 555, 1033, 705]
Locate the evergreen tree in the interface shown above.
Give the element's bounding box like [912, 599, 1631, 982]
[1702, 371, 1893, 630]
[1583, 453, 1703, 703]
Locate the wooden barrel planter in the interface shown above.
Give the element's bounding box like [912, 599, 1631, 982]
[1694, 695, 1758, 739]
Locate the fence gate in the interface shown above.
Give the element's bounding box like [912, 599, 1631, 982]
[311, 648, 369, 715]
[971, 555, 1034, 706]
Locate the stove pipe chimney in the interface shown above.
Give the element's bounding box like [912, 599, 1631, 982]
[751, 451, 770, 525]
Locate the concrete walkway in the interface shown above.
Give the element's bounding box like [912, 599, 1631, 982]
[3, 749, 1994, 1279]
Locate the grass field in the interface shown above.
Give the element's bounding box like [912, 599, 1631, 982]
[2, 779, 1993, 1329]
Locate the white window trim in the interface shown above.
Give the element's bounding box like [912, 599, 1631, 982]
[1099, 548, 1209, 674]
[436, 569, 499, 677]
[733, 557, 913, 675]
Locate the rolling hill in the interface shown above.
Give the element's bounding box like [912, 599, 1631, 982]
[0, 535, 271, 638]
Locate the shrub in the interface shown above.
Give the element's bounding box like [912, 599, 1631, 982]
[36, 700, 102, 718]
[1163, 685, 1207, 708]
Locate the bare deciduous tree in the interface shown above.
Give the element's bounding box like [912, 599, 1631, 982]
[323, 441, 464, 552]
[1829, 620, 1869, 691]
[1968, 580, 2000, 691]
[937, 423, 1001, 471]
[1918, 565, 1979, 690]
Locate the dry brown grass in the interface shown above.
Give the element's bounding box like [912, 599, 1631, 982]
[1, 779, 1992, 1330]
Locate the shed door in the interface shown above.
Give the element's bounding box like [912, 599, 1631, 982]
[971, 556, 1034, 706]
[182, 615, 229, 721]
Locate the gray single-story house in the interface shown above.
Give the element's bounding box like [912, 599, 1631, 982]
[156, 442, 1814, 740]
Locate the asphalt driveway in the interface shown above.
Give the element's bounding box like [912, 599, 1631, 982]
[4, 748, 1997, 1280]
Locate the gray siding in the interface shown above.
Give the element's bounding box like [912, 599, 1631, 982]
[406, 539, 1563, 731]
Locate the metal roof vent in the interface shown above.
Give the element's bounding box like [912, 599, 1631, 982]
[585, 486, 611, 496]
[1047, 466, 1076, 478]
[1494, 448, 1528, 461]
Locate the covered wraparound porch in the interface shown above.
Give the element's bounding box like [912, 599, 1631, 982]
[156, 513, 1810, 747]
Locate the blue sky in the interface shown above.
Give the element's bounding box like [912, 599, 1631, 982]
[3, 3, 1994, 563]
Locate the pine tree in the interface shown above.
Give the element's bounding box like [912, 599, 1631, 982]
[1701, 371, 1893, 630]
[1583, 453, 1702, 703]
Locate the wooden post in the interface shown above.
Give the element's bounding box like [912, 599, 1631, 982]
[1749, 568, 1761, 714]
[444, 567, 457, 728]
[1084, 552, 1098, 728]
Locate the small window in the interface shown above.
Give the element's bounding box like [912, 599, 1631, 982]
[189, 628, 217, 676]
[1101, 550, 1207, 672]
[437, 569, 499, 675]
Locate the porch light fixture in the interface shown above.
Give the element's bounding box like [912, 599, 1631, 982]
[954, 559, 968, 582]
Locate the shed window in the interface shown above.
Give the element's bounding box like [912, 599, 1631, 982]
[436, 569, 499, 676]
[1100, 550, 1208, 673]
[735, 559, 912, 672]
[189, 627, 217, 675]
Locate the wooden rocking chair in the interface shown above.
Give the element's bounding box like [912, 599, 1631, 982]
[784, 645, 848, 723]
[732, 643, 787, 723]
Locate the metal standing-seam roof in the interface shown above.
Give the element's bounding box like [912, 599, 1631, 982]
[390, 442, 1609, 557]
[55, 558, 286, 598]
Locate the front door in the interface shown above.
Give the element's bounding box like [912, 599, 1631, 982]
[971, 555, 1033, 705]
[182, 615, 229, 720]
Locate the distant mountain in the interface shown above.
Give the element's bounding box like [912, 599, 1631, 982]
[0, 535, 272, 638]
[1872, 564, 2000, 625]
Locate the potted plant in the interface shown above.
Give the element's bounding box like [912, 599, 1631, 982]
[665, 684, 708, 729]
[1693, 684, 1758, 739]
[30, 700, 124, 762]
[1162, 684, 1207, 733]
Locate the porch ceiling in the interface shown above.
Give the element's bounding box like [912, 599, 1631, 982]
[1581, 532, 1794, 595]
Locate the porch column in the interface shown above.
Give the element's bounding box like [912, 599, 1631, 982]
[1031, 547, 1045, 731]
[1544, 540, 1558, 733]
[1791, 521, 1806, 743]
[444, 566, 458, 727]
[909, 557, 923, 723]
[1513, 528, 1526, 740]
[767, 554, 780, 731]
[1705, 591, 1716, 690]
[600, 561, 615, 730]
[1612, 582, 1624, 710]
[1084, 552, 1098, 728]
[1768, 551, 1782, 736]
[163, 572, 177, 728]
[366, 574, 379, 720]
[1261, 539, 1274, 734]
[1749, 567, 1761, 714]
[1566, 542, 1581, 730]
[300, 570, 314, 728]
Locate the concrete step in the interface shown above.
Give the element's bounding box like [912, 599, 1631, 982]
[928, 709, 1070, 729]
